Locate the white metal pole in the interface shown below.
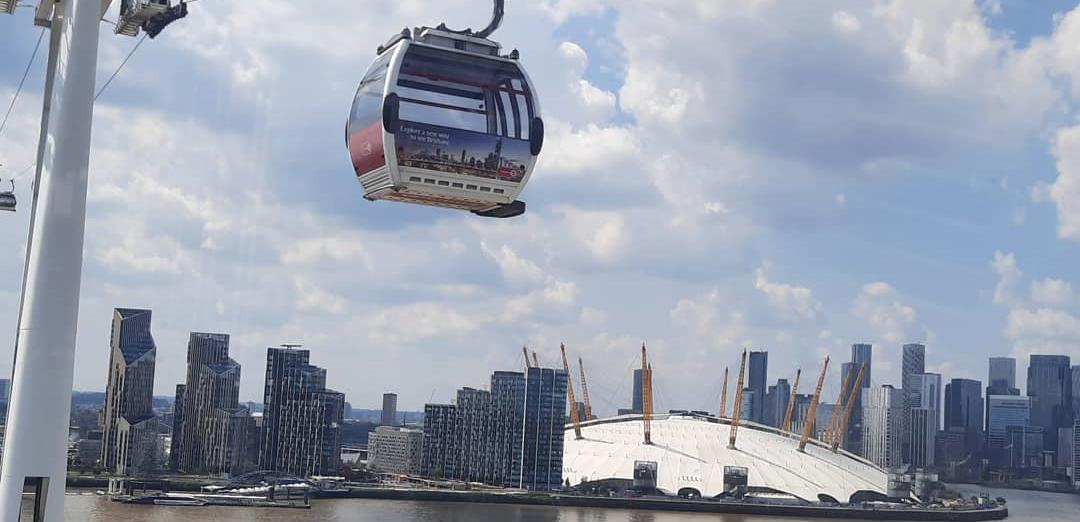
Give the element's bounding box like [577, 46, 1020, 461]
[0, 0, 100, 519]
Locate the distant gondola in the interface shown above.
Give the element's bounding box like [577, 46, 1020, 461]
[0, 179, 15, 212]
[346, 0, 542, 218]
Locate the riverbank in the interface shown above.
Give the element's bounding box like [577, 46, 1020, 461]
[328, 486, 1009, 521]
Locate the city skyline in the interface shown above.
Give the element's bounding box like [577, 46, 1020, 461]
[48, 311, 1071, 415]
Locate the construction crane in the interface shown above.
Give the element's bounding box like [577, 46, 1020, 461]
[641, 343, 653, 445]
[560, 344, 583, 440]
[721, 367, 730, 421]
[522, 346, 532, 368]
[832, 363, 866, 453]
[781, 369, 801, 433]
[728, 349, 747, 449]
[578, 357, 594, 421]
[798, 356, 830, 452]
[824, 366, 854, 446]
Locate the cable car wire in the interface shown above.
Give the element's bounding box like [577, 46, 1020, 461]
[95, 34, 148, 101]
[0, 28, 46, 138]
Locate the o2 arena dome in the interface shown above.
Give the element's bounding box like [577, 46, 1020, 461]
[562, 413, 890, 502]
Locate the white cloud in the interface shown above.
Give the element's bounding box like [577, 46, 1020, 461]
[832, 11, 862, 34]
[559, 208, 628, 263]
[753, 268, 822, 320]
[851, 282, 917, 343]
[366, 302, 480, 344]
[282, 236, 374, 269]
[1006, 307, 1080, 342]
[670, 289, 747, 345]
[991, 251, 1021, 305]
[1030, 278, 1073, 306]
[1045, 124, 1080, 241]
[293, 276, 347, 315]
[480, 242, 545, 286]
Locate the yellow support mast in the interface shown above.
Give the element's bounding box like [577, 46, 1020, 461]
[578, 356, 594, 421]
[832, 363, 866, 453]
[642, 343, 653, 445]
[561, 343, 583, 439]
[798, 356, 830, 452]
[719, 366, 729, 419]
[728, 349, 748, 449]
[825, 367, 854, 446]
[781, 369, 801, 433]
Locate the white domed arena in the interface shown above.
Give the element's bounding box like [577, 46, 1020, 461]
[563, 414, 889, 501]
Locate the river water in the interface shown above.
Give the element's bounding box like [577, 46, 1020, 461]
[34, 486, 1080, 521]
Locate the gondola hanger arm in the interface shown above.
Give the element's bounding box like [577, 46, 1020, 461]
[436, 0, 504, 39]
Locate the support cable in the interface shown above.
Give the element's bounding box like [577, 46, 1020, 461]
[0, 28, 45, 138]
[94, 33, 147, 101]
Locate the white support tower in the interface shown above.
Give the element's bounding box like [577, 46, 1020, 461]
[0, 0, 100, 519]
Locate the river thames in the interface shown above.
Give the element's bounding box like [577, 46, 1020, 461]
[33, 486, 1080, 521]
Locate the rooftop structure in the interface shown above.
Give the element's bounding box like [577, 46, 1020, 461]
[563, 414, 889, 501]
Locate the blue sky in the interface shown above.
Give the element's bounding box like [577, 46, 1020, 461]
[2, 1, 1080, 412]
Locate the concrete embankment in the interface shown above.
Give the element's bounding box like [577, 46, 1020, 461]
[326, 487, 1009, 521]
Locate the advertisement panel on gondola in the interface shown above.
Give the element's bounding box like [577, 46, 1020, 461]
[396, 120, 529, 183]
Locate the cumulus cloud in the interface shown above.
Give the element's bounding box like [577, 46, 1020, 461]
[1030, 278, 1074, 306]
[753, 268, 822, 321]
[1045, 124, 1080, 241]
[991, 251, 1021, 305]
[851, 282, 918, 343]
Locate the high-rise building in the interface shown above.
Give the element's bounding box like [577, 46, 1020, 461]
[909, 373, 941, 468]
[901, 343, 926, 464]
[490, 370, 526, 485]
[863, 385, 904, 469]
[739, 389, 756, 422]
[100, 308, 158, 475]
[169, 384, 186, 471]
[1005, 425, 1044, 469]
[1073, 419, 1080, 488]
[177, 332, 246, 476]
[632, 368, 643, 414]
[943, 378, 984, 463]
[368, 425, 424, 475]
[851, 343, 873, 387]
[846, 345, 873, 455]
[381, 393, 398, 426]
[421, 403, 458, 479]
[902, 344, 927, 392]
[748, 351, 768, 423]
[1071, 366, 1080, 421]
[945, 378, 984, 433]
[988, 357, 1018, 394]
[115, 415, 162, 476]
[1057, 426, 1074, 476]
[1027, 355, 1072, 461]
[260, 346, 345, 477]
[986, 394, 1031, 468]
[764, 378, 790, 428]
[421, 367, 566, 490]
[520, 367, 569, 490]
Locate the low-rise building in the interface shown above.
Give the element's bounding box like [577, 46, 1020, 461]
[368, 426, 423, 475]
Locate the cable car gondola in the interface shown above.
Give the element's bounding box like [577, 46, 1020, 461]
[0, 179, 16, 213]
[346, 0, 543, 218]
